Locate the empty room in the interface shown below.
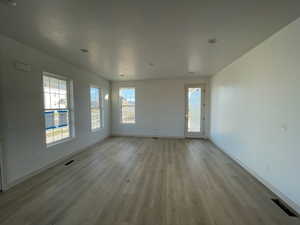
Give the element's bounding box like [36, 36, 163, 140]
[0, 0, 300, 224]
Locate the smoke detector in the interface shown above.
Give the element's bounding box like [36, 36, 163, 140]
[208, 38, 217, 44]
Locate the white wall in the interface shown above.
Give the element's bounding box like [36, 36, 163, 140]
[0, 34, 111, 189]
[112, 78, 210, 138]
[210, 18, 300, 213]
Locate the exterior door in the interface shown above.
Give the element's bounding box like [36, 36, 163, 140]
[185, 85, 205, 138]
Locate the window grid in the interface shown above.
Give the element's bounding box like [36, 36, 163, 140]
[43, 74, 71, 145]
[90, 87, 102, 130]
[119, 88, 135, 124]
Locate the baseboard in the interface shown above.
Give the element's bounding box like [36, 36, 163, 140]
[112, 133, 185, 139]
[209, 139, 300, 215]
[0, 141, 6, 191]
[112, 133, 210, 140]
[4, 136, 110, 191]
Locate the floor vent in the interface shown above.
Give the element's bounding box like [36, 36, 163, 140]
[271, 199, 298, 217]
[152, 137, 158, 139]
[65, 160, 74, 166]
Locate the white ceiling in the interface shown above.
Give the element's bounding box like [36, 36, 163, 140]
[0, 0, 300, 81]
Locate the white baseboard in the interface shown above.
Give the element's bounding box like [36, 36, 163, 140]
[0, 141, 5, 191]
[112, 133, 209, 139]
[4, 136, 110, 191]
[112, 133, 185, 139]
[209, 139, 300, 215]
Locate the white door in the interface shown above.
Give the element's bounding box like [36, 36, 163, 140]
[185, 85, 205, 138]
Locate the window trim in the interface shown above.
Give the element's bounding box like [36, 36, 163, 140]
[119, 87, 136, 124]
[89, 85, 103, 132]
[42, 71, 75, 147]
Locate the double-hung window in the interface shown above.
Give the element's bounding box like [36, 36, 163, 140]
[119, 88, 135, 124]
[43, 73, 73, 145]
[90, 86, 102, 130]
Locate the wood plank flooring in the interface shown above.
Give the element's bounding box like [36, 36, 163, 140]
[0, 137, 299, 225]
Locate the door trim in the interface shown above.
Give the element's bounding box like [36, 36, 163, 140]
[184, 84, 206, 138]
[0, 137, 4, 191]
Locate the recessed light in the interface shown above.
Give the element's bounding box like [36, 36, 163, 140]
[7, 0, 16, 6]
[208, 38, 217, 44]
[1, 0, 17, 6]
[80, 49, 89, 53]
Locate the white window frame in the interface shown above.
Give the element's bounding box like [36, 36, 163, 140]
[90, 85, 103, 132]
[42, 72, 75, 147]
[119, 87, 136, 124]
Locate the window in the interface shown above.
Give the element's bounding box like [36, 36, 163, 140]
[119, 88, 135, 124]
[43, 73, 73, 145]
[90, 86, 102, 130]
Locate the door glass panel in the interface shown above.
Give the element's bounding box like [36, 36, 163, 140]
[187, 87, 201, 132]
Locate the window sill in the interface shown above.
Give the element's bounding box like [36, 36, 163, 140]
[46, 136, 75, 149]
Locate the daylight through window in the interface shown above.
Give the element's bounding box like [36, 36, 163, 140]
[43, 73, 72, 145]
[119, 88, 135, 124]
[90, 87, 102, 130]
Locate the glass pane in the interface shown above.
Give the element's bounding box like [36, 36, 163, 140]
[121, 105, 135, 124]
[90, 87, 100, 108]
[59, 80, 67, 108]
[187, 87, 201, 132]
[59, 80, 67, 93]
[44, 109, 70, 144]
[90, 87, 101, 130]
[53, 93, 60, 108]
[51, 77, 59, 93]
[43, 75, 68, 110]
[119, 88, 135, 123]
[91, 108, 101, 130]
[59, 94, 67, 109]
[43, 74, 71, 145]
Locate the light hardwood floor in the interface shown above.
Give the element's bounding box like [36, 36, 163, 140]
[0, 137, 299, 225]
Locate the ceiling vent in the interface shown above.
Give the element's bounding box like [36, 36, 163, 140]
[208, 38, 217, 44]
[65, 160, 74, 166]
[271, 199, 298, 217]
[80, 49, 89, 53]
